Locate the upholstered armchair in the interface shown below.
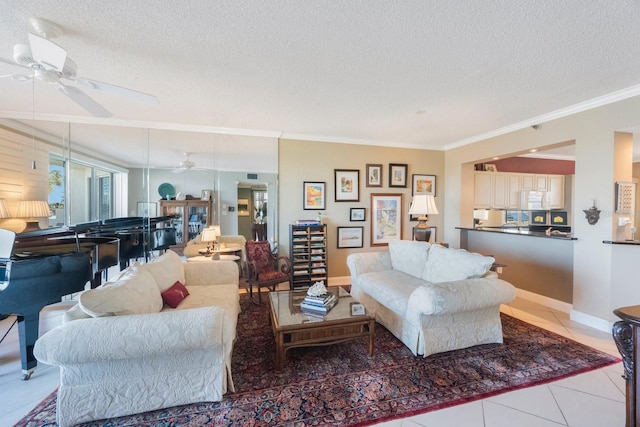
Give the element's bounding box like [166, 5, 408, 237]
[244, 240, 291, 304]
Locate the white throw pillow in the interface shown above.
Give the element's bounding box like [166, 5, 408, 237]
[78, 265, 163, 317]
[140, 250, 186, 292]
[388, 239, 431, 278]
[422, 244, 494, 283]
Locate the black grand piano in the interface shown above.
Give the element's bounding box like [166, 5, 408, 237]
[0, 216, 175, 380]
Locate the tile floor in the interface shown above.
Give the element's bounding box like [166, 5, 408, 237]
[0, 294, 625, 427]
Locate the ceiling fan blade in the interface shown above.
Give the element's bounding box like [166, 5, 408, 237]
[28, 33, 67, 71]
[57, 84, 112, 118]
[0, 56, 28, 68]
[0, 74, 32, 81]
[172, 168, 185, 174]
[72, 76, 159, 105]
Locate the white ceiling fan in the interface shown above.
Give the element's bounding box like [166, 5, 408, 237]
[0, 17, 158, 118]
[172, 152, 210, 173]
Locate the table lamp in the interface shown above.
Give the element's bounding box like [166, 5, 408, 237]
[15, 200, 50, 232]
[201, 227, 219, 259]
[408, 194, 438, 242]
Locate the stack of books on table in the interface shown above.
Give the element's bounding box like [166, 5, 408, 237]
[300, 291, 337, 316]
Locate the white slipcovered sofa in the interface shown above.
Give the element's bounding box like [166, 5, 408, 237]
[33, 250, 240, 427]
[347, 240, 516, 357]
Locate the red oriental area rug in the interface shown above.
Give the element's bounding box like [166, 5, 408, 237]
[17, 295, 619, 426]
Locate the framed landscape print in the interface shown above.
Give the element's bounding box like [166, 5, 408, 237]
[350, 207, 366, 221]
[335, 169, 360, 202]
[371, 193, 403, 246]
[366, 164, 383, 187]
[337, 226, 364, 248]
[303, 181, 326, 210]
[389, 164, 408, 188]
[412, 174, 436, 196]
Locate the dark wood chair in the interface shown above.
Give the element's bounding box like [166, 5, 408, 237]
[244, 240, 291, 304]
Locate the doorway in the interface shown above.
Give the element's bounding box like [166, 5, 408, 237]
[237, 183, 267, 241]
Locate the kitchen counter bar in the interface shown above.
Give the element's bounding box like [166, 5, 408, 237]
[603, 240, 640, 245]
[457, 227, 577, 240]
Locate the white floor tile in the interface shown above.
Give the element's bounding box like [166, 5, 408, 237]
[406, 401, 485, 427]
[483, 400, 567, 426]
[550, 385, 625, 427]
[486, 384, 565, 424]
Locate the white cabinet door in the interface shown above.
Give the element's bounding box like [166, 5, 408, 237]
[534, 175, 549, 191]
[548, 175, 565, 209]
[521, 173, 535, 190]
[492, 173, 508, 208]
[506, 174, 522, 209]
[474, 173, 493, 208]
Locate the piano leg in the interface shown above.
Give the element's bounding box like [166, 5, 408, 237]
[16, 313, 38, 380]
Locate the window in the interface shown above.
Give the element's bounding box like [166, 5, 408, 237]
[49, 154, 120, 226]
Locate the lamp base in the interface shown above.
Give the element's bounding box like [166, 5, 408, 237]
[21, 221, 42, 233]
[413, 226, 431, 242]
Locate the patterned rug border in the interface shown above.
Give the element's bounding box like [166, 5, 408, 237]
[15, 304, 622, 427]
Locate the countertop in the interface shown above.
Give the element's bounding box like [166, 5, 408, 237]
[457, 227, 578, 240]
[603, 240, 640, 245]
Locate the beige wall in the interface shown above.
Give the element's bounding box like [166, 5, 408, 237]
[279, 138, 444, 278]
[444, 95, 640, 328]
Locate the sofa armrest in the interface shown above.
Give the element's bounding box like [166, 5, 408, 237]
[346, 252, 392, 279]
[184, 261, 239, 287]
[406, 278, 517, 322]
[34, 306, 230, 365]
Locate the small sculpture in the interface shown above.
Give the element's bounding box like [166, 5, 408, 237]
[307, 281, 328, 297]
[583, 205, 601, 225]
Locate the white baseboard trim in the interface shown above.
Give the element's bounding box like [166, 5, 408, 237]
[515, 289, 573, 313]
[328, 276, 352, 286]
[515, 289, 611, 333]
[569, 310, 613, 333]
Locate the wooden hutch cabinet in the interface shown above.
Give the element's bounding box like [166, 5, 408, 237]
[159, 199, 213, 253]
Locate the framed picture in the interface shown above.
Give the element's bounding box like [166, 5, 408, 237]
[371, 193, 403, 246]
[337, 226, 364, 248]
[136, 201, 157, 217]
[412, 174, 436, 196]
[350, 207, 366, 221]
[531, 211, 548, 225]
[201, 189, 213, 200]
[335, 169, 360, 202]
[350, 302, 365, 316]
[389, 164, 408, 188]
[237, 198, 250, 216]
[366, 164, 383, 187]
[484, 164, 498, 172]
[550, 211, 568, 226]
[303, 181, 326, 210]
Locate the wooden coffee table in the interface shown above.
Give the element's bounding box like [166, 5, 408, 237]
[268, 286, 375, 369]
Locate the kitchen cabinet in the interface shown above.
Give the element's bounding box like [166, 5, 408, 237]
[548, 175, 565, 209]
[159, 199, 213, 254]
[474, 172, 564, 209]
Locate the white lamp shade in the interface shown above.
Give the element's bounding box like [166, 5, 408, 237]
[208, 224, 221, 236]
[201, 227, 218, 242]
[409, 195, 438, 216]
[0, 199, 11, 219]
[15, 200, 50, 219]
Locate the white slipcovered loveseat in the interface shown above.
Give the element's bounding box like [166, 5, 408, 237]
[33, 250, 240, 427]
[347, 240, 516, 357]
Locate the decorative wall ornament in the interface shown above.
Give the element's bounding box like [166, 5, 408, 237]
[583, 204, 601, 225]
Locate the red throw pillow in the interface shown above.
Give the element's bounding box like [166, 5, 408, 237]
[161, 281, 190, 308]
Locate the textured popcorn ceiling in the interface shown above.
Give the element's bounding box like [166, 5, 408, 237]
[1, 1, 640, 168]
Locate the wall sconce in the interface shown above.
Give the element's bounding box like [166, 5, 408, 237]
[583, 204, 601, 225]
[0, 199, 12, 219]
[15, 200, 51, 232]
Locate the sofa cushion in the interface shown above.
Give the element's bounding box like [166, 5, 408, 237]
[79, 265, 163, 317]
[388, 239, 430, 278]
[357, 269, 428, 315]
[422, 244, 494, 283]
[140, 250, 185, 292]
[161, 281, 190, 308]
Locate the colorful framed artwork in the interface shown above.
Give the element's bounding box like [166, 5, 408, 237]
[335, 169, 360, 202]
[389, 164, 408, 188]
[550, 211, 568, 226]
[531, 211, 548, 225]
[350, 207, 366, 221]
[371, 193, 403, 246]
[337, 226, 364, 248]
[412, 174, 436, 196]
[366, 164, 383, 187]
[303, 181, 326, 210]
